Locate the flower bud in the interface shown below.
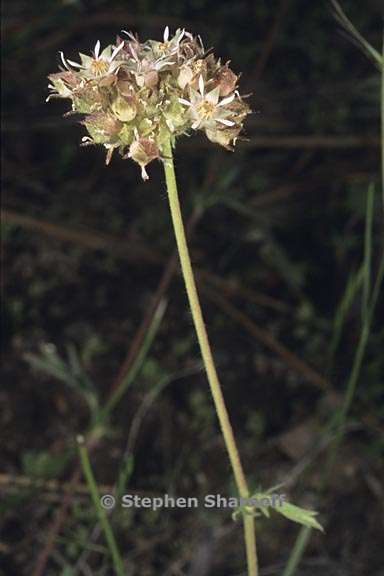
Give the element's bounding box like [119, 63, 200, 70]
[83, 112, 122, 142]
[144, 69, 159, 89]
[98, 74, 117, 88]
[72, 83, 106, 113]
[216, 65, 238, 96]
[205, 126, 241, 150]
[116, 69, 135, 96]
[111, 94, 137, 122]
[47, 71, 81, 100]
[177, 65, 194, 89]
[126, 138, 159, 180]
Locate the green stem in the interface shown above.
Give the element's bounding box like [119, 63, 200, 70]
[162, 136, 258, 576]
[381, 30, 384, 207]
[77, 436, 124, 576]
[282, 526, 312, 576]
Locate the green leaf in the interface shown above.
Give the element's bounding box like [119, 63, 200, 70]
[25, 343, 99, 417]
[22, 450, 69, 479]
[234, 491, 324, 532]
[61, 567, 75, 576]
[276, 500, 324, 532]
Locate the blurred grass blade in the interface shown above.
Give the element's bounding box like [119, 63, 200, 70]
[77, 436, 124, 576]
[362, 183, 375, 318]
[328, 264, 364, 362]
[334, 250, 384, 431]
[331, 1, 383, 69]
[116, 454, 135, 499]
[66, 343, 83, 377]
[101, 298, 167, 419]
[284, 214, 384, 576]
[282, 526, 312, 576]
[382, 31, 384, 207]
[367, 248, 384, 321]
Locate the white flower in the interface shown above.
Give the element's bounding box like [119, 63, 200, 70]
[159, 27, 187, 55]
[122, 28, 181, 83]
[59, 40, 125, 79]
[179, 75, 236, 131]
[147, 27, 191, 66]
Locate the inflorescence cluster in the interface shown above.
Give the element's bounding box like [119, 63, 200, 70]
[47, 28, 251, 180]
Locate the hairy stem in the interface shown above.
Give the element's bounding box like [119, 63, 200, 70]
[162, 136, 258, 576]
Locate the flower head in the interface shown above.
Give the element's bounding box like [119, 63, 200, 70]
[47, 28, 250, 180]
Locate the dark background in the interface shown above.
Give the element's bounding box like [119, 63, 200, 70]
[2, 1, 384, 575]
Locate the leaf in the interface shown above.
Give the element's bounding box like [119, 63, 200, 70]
[234, 491, 324, 532]
[61, 567, 75, 576]
[276, 500, 323, 531]
[25, 351, 70, 384]
[25, 343, 99, 416]
[22, 450, 69, 479]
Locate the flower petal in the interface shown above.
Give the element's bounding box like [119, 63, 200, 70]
[121, 30, 136, 40]
[109, 41, 125, 62]
[130, 45, 139, 61]
[218, 93, 235, 107]
[206, 86, 220, 105]
[163, 26, 169, 42]
[59, 51, 70, 70]
[94, 40, 101, 59]
[175, 28, 185, 46]
[141, 166, 149, 181]
[155, 60, 175, 70]
[217, 118, 236, 126]
[198, 75, 205, 96]
[66, 59, 83, 68]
